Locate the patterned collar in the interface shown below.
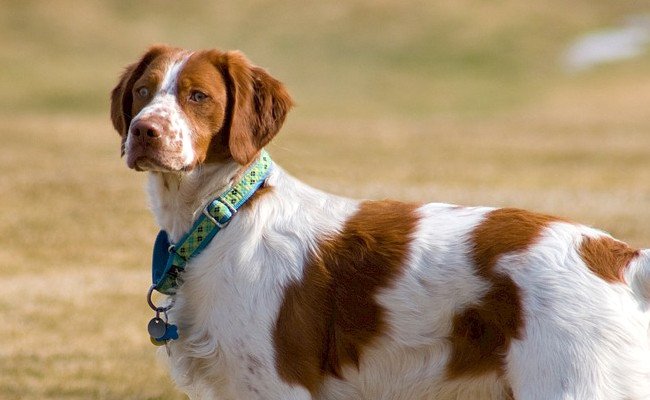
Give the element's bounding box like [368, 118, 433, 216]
[150, 150, 273, 296]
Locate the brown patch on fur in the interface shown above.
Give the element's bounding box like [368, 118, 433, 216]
[174, 51, 230, 165]
[448, 208, 560, 379]
[110, 45, 178, 153]
[579, 235, 638, 283]
[273, 200, 419, 394]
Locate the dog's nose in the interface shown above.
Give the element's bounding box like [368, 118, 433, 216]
[131, 120, 161, 139]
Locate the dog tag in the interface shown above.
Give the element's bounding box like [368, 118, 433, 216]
[148, 317, 167, 339]
[161, 324, 179, 341]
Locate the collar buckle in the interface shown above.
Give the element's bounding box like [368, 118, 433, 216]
[202, 197, 238, 229]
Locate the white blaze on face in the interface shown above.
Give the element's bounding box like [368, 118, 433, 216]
[128, 52, 195, 169]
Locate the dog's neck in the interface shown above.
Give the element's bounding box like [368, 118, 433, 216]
[146, 160, 246, 242]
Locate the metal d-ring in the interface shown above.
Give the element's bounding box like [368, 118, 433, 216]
[146, 284, 175, 313]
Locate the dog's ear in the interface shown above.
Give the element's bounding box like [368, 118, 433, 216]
[110, 45, 170, 155]
[220, 51, 293, 165]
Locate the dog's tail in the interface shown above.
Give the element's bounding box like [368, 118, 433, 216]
[628, 249, 650, 308]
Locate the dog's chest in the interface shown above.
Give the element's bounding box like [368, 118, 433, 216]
[164, 228, 306, 397]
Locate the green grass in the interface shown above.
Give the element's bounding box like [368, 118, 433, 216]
[2, 1, 650, 398]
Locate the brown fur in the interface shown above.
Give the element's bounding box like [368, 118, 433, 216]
[273, 200, 419, 394]
[579, 235, 638, 283]
[218, 51, 293, 165]
[239, 184, 274, 211]
[447, 208, 559, 379]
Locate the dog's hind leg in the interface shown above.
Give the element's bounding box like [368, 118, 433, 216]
[505, 315, 650, 400]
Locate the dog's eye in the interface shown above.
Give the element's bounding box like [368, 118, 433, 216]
[189, 90, 208, 103]
[136, 86, 149, 98]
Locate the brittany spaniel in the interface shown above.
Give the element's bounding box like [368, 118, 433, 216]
[110, 45, 650, 400]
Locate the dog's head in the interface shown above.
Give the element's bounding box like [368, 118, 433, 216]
[110, 45, 293, 172]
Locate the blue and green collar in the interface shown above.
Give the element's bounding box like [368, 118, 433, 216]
[150, 150, 273, 296]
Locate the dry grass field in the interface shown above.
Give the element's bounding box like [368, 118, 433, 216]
[1, 1, 650, 399]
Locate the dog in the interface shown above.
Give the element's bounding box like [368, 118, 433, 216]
[110, 45, 650, 399]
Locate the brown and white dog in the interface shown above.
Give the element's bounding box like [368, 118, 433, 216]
[110, 45, 650, 400]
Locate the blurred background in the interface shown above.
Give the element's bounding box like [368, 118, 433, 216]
[1, 1, 650, 398]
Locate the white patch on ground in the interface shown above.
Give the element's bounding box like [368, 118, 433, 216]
[562, 15, 650, 72]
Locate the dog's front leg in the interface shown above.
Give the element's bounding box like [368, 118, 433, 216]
[227, 370, 313, 400]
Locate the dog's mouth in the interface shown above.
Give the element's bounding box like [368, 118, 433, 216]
[126, 154, 174, 172]
[127, 154, 196, 173]
[133, 157, 167, 172]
